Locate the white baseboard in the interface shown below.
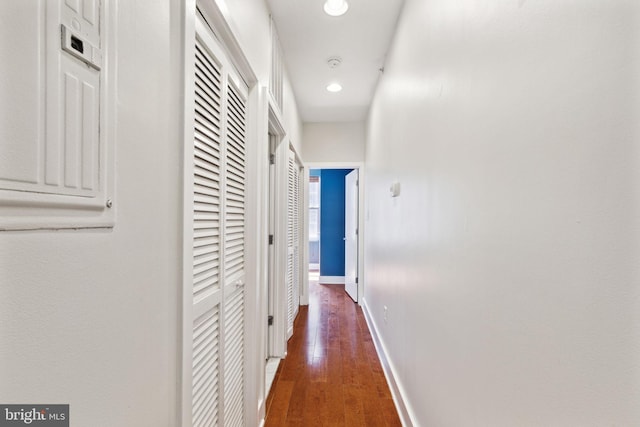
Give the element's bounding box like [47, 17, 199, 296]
[319, 275, 345, 284]
[362, 298, 416, 427]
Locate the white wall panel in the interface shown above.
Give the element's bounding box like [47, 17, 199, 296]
[0, 0, 112, 230]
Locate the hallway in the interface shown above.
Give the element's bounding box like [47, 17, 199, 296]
[264, 280, 401, 426]
[2, 1, 639, 425]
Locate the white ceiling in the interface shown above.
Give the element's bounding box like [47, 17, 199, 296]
[266, 0, 405, 123]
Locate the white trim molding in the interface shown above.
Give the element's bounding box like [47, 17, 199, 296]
[362, 297, 417, 427]
[319, 276, 345, 284]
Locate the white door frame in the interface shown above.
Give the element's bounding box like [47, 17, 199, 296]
[267, 102, 288, 360]
[303, 162, 365, 305]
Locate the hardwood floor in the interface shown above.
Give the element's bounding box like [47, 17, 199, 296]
[264, 280, 402, 426]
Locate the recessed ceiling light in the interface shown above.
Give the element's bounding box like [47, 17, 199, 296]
[324, 0, 349, 16]
[326, 83, 343, 93]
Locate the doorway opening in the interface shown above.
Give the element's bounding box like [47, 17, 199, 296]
[306, 166, 361, 303]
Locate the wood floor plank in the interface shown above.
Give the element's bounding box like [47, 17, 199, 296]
[264, 280, 402, 426]
[325, 382, 346, 426]
[285, 370, 308, 421]
[343, 384, 367, 427]
[264, 380, 294, 427]
[380, 397, 404, 427]
[309, 356, 327, 383]
[300, 383, 324, 426]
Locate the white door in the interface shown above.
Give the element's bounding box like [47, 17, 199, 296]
[344, 170, 358, 302]
[184, 13, 247, 427]
[222, 74, 248, 427]
[285, 148, 301, 338]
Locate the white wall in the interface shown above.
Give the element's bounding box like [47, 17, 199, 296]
[364, 0, 640, 425]
[303, 121, 365, 163]
[216, 0, 271, 83]
[0, 1, 181, 425]
[219, 0, 303, 154]
[283, 72, 303, 154]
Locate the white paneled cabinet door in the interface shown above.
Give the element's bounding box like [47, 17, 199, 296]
[0, 0, 115, 229]
[185, 14, 247, 427]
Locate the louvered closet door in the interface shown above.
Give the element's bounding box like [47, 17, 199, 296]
[295, 165, 304, 310]
[222, 77, 247, 427]
[187, 14, 247, 427]
[292, 159, 300, 320]
[192, 32, 224, 427]
[285, 149, 301, 338]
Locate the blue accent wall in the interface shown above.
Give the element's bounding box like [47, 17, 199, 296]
[319, 169, 352, 277]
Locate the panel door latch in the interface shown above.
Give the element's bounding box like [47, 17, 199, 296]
[61, 25, 102, 70]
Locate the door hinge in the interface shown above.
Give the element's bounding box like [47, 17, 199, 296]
[269, 154, 275, 165]
[356, 277, 359, 284]
[269, 234, 274, 245]
[268, 315, 274, 326]
[356, 228, 359, 235]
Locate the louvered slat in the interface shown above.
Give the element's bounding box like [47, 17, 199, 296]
[194, 37, 222, 298]
[224, 81, 246, 283]
[192, 308, 220, 427]
[224, 289, 245, 427]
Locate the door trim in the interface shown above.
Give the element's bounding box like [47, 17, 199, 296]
[303, 162, 365, 305]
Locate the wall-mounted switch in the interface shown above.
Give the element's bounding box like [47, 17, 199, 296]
[390, 182, 401, 197]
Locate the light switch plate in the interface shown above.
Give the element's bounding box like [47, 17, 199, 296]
[390, 182, 401, 197]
